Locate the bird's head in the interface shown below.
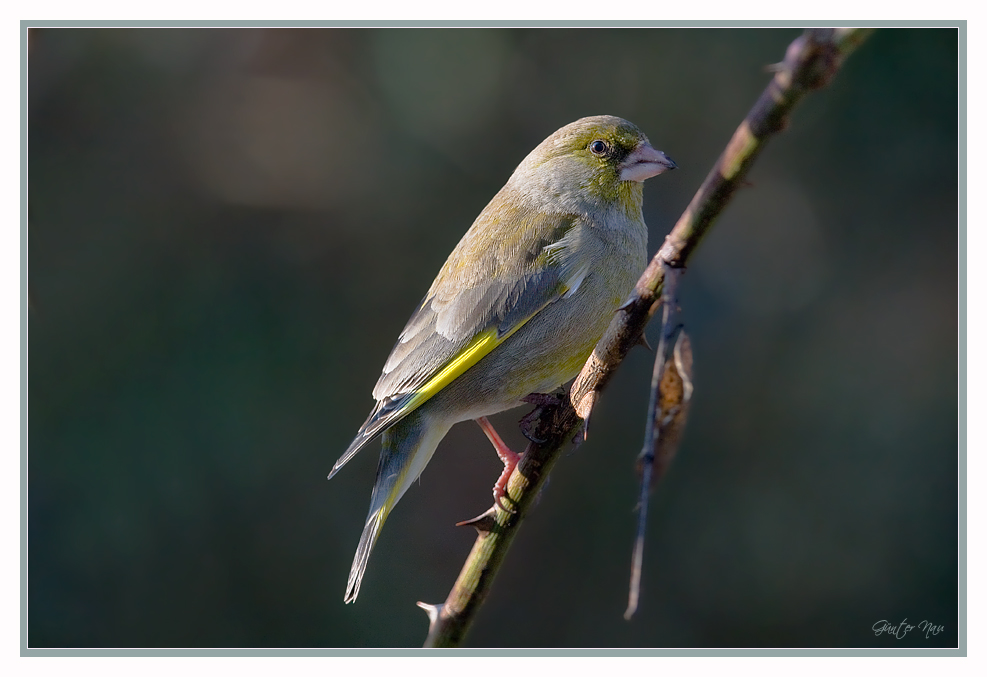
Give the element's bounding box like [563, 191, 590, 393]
[511, 115, 676, 213]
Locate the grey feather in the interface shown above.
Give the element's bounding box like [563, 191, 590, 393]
[371, 212, 580, 402]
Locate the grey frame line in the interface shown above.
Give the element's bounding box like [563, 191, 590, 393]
[20, 19, 967, 658]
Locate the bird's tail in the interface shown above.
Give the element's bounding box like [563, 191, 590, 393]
[342, 413, 448, 603]
[344, 506, 386, 603]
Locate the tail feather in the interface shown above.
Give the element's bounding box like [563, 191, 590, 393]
[329, 393, 418, 480]
[344, 507, 386, 603]
[340, 413, 449, 603]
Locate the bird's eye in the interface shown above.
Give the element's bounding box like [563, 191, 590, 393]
[589, 139, 610, 156]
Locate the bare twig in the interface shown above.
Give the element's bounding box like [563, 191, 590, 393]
[421, 27, 874, 647]
[625, 265, 692, 620]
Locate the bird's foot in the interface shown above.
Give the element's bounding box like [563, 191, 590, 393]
[476, 416, 521, 513]
[492, 454, 520, 513]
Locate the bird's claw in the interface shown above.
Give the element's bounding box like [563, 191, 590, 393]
[494, 486, 517, 515]
[476, 416, 521, 513]
[494, 488, 516, 514]
[492, 452, 520, 514]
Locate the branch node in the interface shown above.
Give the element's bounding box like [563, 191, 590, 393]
[423, 27, 874, 647]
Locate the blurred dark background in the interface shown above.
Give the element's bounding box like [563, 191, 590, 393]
[27, 28, 959, 648]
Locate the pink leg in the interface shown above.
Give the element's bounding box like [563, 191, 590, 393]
[475, 416, 521, 512]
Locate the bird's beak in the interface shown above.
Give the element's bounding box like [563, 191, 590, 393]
[619, 142, 677, 182]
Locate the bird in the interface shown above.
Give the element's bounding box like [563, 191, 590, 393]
[329, 115, 676, 603]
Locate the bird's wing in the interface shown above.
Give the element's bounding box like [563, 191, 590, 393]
[329, 207, 592, 478]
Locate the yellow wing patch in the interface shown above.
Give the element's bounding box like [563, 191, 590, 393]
[402, 327, 500, 413]
[397, 290, 562, 420]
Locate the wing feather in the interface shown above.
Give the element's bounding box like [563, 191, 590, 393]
[330, 206, 592, 477]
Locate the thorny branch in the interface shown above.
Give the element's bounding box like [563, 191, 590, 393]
[420, 27, 874, 648]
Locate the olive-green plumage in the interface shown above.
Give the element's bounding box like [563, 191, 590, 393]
[329, 115, 675, 603]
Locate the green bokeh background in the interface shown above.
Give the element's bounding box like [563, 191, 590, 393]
[27, 27, 959, 648]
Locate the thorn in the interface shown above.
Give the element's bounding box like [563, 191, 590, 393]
[765, 61, 784, 72]
[617, 297, 637, 312]
[571, 430, 586, 449]
[636, 333, 653, 351]
[455, 506, 498, 532]
[417, 601, 443, 629]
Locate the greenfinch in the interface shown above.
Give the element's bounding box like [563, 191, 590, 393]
[329, 115, 676, 603]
